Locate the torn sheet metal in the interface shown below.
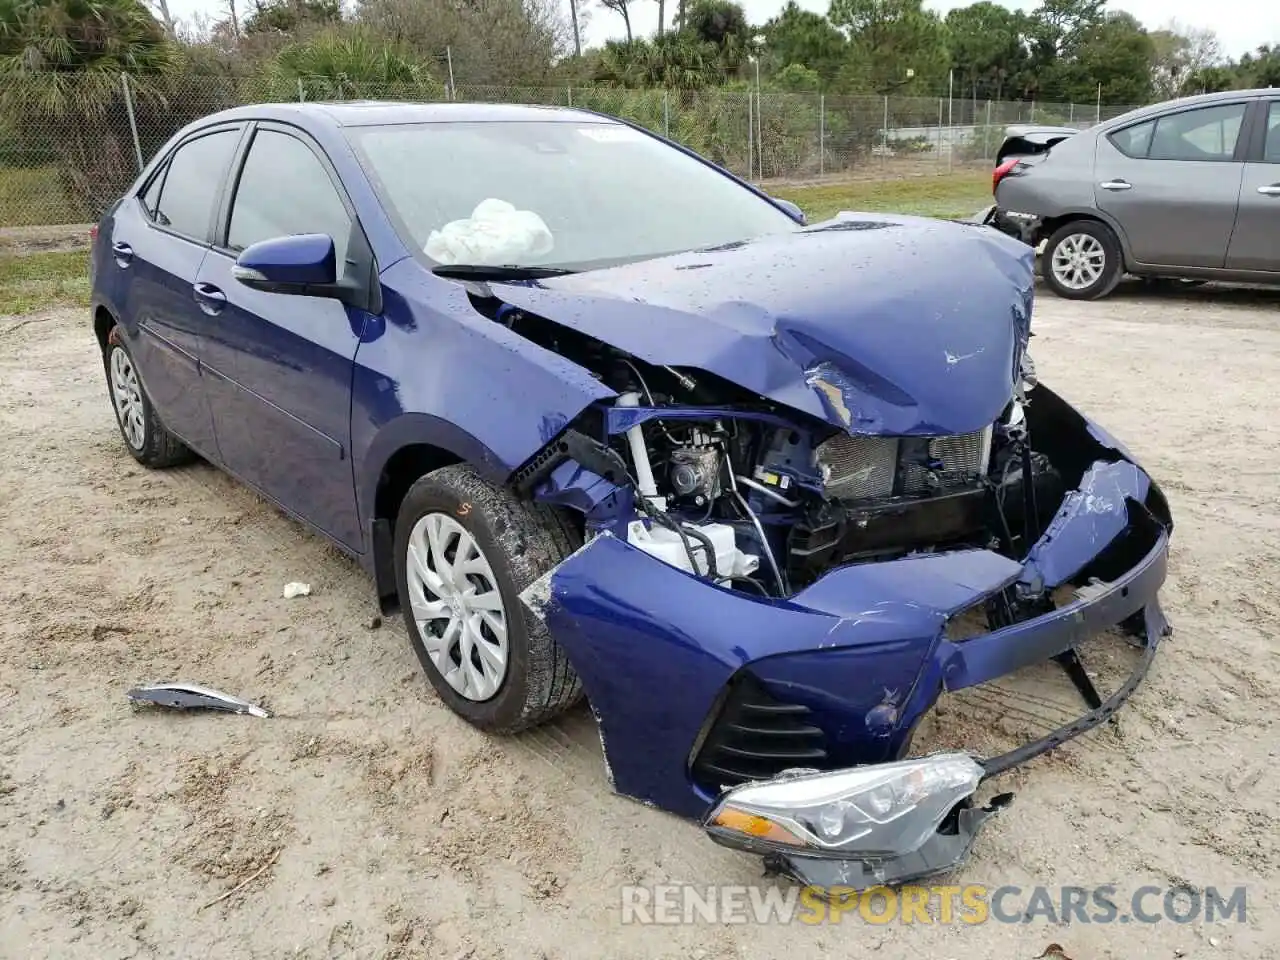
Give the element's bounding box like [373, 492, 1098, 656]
[126, 683, 271, 718]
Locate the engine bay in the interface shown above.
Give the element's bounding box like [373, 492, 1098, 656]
[496, 300, 1073, 604]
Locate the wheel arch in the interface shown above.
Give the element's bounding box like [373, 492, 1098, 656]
[374, 442, 465, 528]
[360, 414, 513, 614]
[1036, 211, 1133, 269]
[93, 303, 117, 352]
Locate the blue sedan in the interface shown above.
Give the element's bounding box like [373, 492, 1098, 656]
[90, 101, 1173, 890]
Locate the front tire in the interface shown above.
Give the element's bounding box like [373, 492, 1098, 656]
[1043, 220, 1123, 300]
[393, 464, 583, 733]
[103, 330, 193, 468]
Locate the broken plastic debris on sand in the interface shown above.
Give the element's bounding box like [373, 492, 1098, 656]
[126, 683, 271, 718]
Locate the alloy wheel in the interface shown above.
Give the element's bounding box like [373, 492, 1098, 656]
[110, 346, 145, 450]
[405, 512, 509, 701]
[1050, 233, 1107, 291]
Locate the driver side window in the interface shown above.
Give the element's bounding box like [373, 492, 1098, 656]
[227, 129, 352, 268]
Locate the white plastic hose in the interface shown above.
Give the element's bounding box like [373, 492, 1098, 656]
[616, 392, 659, 501]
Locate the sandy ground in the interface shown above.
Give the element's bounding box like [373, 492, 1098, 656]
[2, 281, 1279, 959]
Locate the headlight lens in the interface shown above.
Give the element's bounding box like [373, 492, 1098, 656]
[704, 753, 984, 859]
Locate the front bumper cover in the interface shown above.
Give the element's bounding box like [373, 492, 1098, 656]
[522, 390, 1172, 891]
[728, 568, 1169, 892]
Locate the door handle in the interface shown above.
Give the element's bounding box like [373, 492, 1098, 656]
[1099, 179, 1132, 191]
[111, 241, 134, 266]
[1258, 184, 1280, 197]
[193, 282, 227, 315]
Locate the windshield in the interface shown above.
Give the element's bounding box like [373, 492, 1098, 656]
[347, 120, 800, 271]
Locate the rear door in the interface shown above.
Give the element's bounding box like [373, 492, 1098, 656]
[195, 123, 367, 550]
[1095, 101, 1249, 268]
[1226, 98, 1280, 273]
[111, 126, 243, 457]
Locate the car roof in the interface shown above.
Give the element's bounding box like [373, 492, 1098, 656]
[1101, 87, 1279, 129]
[195, 100, 618, 129]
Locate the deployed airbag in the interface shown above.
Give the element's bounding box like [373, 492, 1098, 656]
[425, 198, 554, 265]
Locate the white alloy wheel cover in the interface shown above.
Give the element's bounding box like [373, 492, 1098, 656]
[1051, 232, 1107, 290]
[110, 347, 145, 449]
[406, 512, 509, 701]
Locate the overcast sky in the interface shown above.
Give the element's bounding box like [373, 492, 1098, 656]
[166, 0, 1277, 63]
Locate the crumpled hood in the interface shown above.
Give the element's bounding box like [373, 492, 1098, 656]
[491, 214, 1036, 436]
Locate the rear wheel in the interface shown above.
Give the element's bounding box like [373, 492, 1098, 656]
[1043, 220, 1123, 300]
[103, 330, 193, 468]
[393, 464, 583, 733]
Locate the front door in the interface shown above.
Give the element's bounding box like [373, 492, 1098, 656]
[1095, 101, 1248, 268]
[1226, 99, 1280, 274]
[196, 124, 367, 550]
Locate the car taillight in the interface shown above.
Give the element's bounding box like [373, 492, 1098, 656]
[90, 225, 99, 243]
[992, 158, 1020, 194]
[988, 158, 1018, 194]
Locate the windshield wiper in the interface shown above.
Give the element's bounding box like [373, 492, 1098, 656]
[430, 264, 576, 281]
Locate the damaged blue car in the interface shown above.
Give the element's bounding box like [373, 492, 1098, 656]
[89, 101, 1173, 891]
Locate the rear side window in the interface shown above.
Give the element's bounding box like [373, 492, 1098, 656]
[140, 165, 166, 220]
[227, 129, 352, 267]
[1110, 121, 1154, 159]
[1110, 103, 1247, 162]
[1265, 102, 1280, 163]
[153, 130, 239, 240]
[1149, 104, 1246, 161]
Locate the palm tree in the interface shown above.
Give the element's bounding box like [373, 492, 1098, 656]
[1, 0, 176, 112]
[269, 26, 442, 101]
[1, 0, 177, 216]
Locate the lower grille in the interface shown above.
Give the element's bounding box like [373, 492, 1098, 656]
[817, 425, 993, 500]
[691, 673, 828, 790]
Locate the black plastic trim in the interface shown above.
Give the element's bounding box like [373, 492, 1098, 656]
[691, 672, 829, 789]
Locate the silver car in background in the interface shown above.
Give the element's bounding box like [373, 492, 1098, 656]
[990, 89, 1280, 300]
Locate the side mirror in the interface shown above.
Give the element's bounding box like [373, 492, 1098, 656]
[771, 197, 806, 224]
[232, 233, 338, 295]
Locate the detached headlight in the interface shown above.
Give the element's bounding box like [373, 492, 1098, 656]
[703, 753, 984, 860]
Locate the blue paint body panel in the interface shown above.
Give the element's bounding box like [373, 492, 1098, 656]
[540, 456, 1167, 818]
[87, 101, 1172, 825]
[493, 216, 1035, 436]
[196, 246, 367, 548]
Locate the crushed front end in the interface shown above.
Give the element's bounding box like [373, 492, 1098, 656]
[509, 369, 1171, 889]
[483, 220, 1171, 890]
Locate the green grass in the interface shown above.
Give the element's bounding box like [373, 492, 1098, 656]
[0, 250, 90, 315]
[0, 166, 86, 228]
[775, 171, 992, 223]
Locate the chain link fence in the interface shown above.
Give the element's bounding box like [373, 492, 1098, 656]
[0, 71, 1144, 230]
